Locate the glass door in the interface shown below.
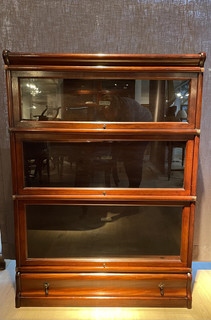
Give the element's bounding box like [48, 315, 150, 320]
[19, 78, 189, 123]
[21, 140, 187, 189]
[24, 204, 186, 259]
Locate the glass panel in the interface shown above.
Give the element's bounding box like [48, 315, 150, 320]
[20, 79, 189, 122]
[23, 141, 186, 188]
[26, 205, 183, 258]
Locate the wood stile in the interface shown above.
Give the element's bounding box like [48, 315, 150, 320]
[15, 271, 21, 308]
[0, 256, 5, 270]
[9, 133, 18, 195]
[12, 76, 20, 125]
[187, 272, 192, 309]
[14, 200, 21, 267]
[187, 203, 196, 268]
[195, 73, 203, 129]
[191, 137, 200, 196]
[5, 70, 14, 127]
[187, 77, 197, 125]
[3, 51, 205, 308]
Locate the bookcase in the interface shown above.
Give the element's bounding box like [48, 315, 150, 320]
[3, 50, 206, 308]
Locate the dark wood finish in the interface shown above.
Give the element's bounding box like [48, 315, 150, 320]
[3, 50, 206, 67]
[10, 70, 198, 78]
[19, 296, 188, 308]
[191, 136, 200, 196]
[5, 66, 204, 73]
[5, 70, 14, 127]
[17, 272, 190, 308]
[14, 132, 194, 196]
[195, 73, 203, 128]
[10, 127, 199, 134]
[3, 51, 205, 308]
[10, 133, 18, 195]
[14, 199, 190, 269]
[14, 195, 196, 203]
[187, 203, 196, 268]
[20, 273, 188, 297]
[9, 69, 198, 130]
[0, 256, 5, 270]
[15, 271, 21, 308]
[17, 265, 192, 273]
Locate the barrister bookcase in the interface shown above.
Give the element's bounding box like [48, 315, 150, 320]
[3, 50, 206, 308]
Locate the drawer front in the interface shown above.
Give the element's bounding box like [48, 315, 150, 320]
[20, 273, 188, 298]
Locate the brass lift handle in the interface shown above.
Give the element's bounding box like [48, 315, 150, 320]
[158, 283, 165, 296]
[44, 282, 49, 296]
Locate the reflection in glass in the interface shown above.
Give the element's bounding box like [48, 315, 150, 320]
[26, 205, 182, 258]
[20, 79, 189, 122]
[23, 141, 186, 188]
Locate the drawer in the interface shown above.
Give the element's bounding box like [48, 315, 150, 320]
[19, 273, 188, 306]
[20, 273, 188, 298]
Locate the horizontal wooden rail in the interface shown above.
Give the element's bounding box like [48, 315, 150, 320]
[10, 127, 200, 136]
[13, 194, 196, 204]
[5, 65, 204, 73]
[3, 50, 206, 67]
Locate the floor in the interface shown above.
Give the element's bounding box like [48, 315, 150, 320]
[0, 260, 211, 320]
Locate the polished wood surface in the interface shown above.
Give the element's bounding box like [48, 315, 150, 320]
[0, 256, 5, 270]
[2, 261, 211, 319]
[18, 273, 189, 308]
[3, 52, 205, 308]
[8, 69, 198, 130]
[2, 50, 206, 67]
[0, 232, 5, 270]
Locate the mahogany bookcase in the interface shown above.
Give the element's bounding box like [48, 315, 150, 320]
[2, 50, 206, 308]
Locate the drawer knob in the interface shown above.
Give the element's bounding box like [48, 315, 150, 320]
[158, 282, 165, 296]
[44, 282, 49, 296]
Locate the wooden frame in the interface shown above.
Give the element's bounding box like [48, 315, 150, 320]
[3, 50, 206, 308]
[14, 133, 194, 196]
[9, 70, 198, 130]
[15, 200, 191, 268]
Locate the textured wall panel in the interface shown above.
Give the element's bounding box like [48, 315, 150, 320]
[0, 0, 211, 259]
